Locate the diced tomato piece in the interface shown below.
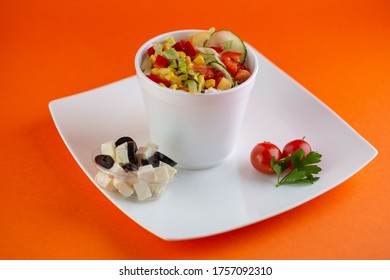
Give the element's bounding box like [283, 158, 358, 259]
[234, 69, 251, 84]
[191, 64, 215, 80]
[146, 74, 171, 87]
[153, 54, 169, 68]
[147, 46, 155, 56]
[214, 70, 225, 87]
[179, 86, 189, 92]
[222, 51, 242, 62]
[221, 51, 243, 76]
[210, 46, 223, 53]
[222, 59, 238, 76]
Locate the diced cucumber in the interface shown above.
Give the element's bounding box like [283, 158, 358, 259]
[210, 62, 236, 87]
[204, 30, 247, 63]
[189, 31, 210, 47]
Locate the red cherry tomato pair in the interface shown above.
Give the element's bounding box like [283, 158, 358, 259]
[250, 138, 312, 174]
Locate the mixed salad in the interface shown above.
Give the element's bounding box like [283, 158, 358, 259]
[140, 28, 252, 94]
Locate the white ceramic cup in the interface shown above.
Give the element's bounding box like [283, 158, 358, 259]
[135, 30, 258, 169]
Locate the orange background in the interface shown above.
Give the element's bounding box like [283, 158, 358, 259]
[1, 0, 389, 259]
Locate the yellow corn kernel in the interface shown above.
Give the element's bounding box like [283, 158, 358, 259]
[193, 55, 205, 65]
[185, 56, 193, 68]
[169, 84, 178, 90]
[149, 55, 156, 64]
[205, 79, 216, 88]
[163, 42, 171, 51]
[170, 76, 182, 85]
[177, 51, 186, 58]
[164, 72, 175, 81]
[151, 67, 159, 75]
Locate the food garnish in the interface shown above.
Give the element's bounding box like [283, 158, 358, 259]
[250, 138, 322, 187]
[271, 149, 322, 187]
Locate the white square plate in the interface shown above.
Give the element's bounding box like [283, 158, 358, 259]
[49, 49, 377, 240]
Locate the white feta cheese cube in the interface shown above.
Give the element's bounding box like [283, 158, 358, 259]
[115, 148, 129, 165]
[116, 142, 127, 150]
[160, 162, 177, 178]
[133, 182, 152, 201]
[101, 141, 116, 160]
[154, 165, 170, 182]
[113, 178, 134, 197]
[123, 172, 139, 185]
[135, 146, 155, 162]
[136, 164, 157, 181]
[95, 171, 116, 191]
[109, 162, 126, 176]
[114, 142, 129, 164]
[149, 166, 171, 196]
[146, 142, 159, 151]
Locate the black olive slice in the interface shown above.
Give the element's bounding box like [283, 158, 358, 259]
[115, 136, 135, 147]
[139, 153, 160, 167]
[127, 141, 138, 164]
[95, 154, 115, 169]
[149, 153, 160, 167]
[156, 151, 177, 167]
[122, 162, 139, 171]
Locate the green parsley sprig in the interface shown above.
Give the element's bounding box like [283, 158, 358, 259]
[271, 149, 322, 187]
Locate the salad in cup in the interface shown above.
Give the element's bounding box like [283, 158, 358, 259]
[136, 29, 258, 169]
[140, 28, 252, 94]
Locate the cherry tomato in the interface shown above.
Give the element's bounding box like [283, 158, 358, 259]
[282, 139, 312, 158]
[250, 142, 282, 174]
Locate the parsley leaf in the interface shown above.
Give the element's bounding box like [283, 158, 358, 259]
[271, 149, 322, 187]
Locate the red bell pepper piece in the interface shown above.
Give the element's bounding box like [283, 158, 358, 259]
[153, 54, 169, 68]
[173, 40, 197, 58]
[183, 41, 197, 58]
[210, 46, 223, 53]
[172, 40, 185, 52]
[147, 46, 155, 56]
[146, 74, 171, 87]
